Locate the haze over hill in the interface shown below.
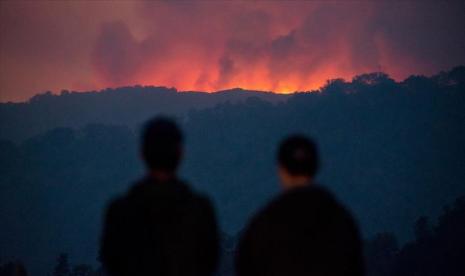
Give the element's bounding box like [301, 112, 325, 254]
[1, 67, 465, 275]
[0, 87, 289, 142]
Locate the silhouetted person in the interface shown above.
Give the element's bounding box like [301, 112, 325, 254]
[235, 135, 364, 276]
[100, 117, 219, 276]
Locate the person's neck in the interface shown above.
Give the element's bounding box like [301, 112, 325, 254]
[284, 176, 312, 190]
[150, 170, 175, 182]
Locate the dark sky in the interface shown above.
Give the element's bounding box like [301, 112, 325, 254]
[1, 1, 464, 102]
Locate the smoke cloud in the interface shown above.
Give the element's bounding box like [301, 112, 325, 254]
[1, 1, 464, 101]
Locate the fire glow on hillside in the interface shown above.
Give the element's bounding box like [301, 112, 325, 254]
[1, 1, 464, 101]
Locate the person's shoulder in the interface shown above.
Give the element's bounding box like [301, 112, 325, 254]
[190, 189, 215, 212]
[302, 186, 360, 231]
[104, 179, 144, 216]
[254, 185, 338, 220]
[280, 185, 336, 205]
[172, 178, 214, 208]
[105, 194, 130, 217]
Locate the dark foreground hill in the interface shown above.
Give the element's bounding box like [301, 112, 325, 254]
[1, 66, 464, 275]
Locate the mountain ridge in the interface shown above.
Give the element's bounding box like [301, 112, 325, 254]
[1, 66, 463, 142]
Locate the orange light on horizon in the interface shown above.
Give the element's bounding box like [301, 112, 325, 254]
[134, 63, 342, 94]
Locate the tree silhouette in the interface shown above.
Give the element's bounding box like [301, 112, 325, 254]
[53, 254, 70, 276]
[413, 216, 431, 241]
[0, 261, 27, 276]
[69, 264, 94, 276]
[366, 196, 465, 276]
[365, 232, 398, 276]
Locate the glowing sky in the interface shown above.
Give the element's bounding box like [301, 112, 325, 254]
[1, 1, 464, 102]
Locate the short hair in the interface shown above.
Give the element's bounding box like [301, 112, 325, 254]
[277, 135, 319, 177]
[141, 117, 183, 171]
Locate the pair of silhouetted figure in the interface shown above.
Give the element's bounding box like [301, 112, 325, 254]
[100, 117, 364, 276]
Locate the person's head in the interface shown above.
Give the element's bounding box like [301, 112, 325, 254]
[141, 117, 183, 178]
[277, 135, 319, 190]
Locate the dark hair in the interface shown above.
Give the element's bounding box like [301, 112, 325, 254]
[141, 117, 183, 171]
[277, 135, 319, 177]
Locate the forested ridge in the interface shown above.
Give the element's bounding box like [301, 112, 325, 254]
[1, 67, 464, 275]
